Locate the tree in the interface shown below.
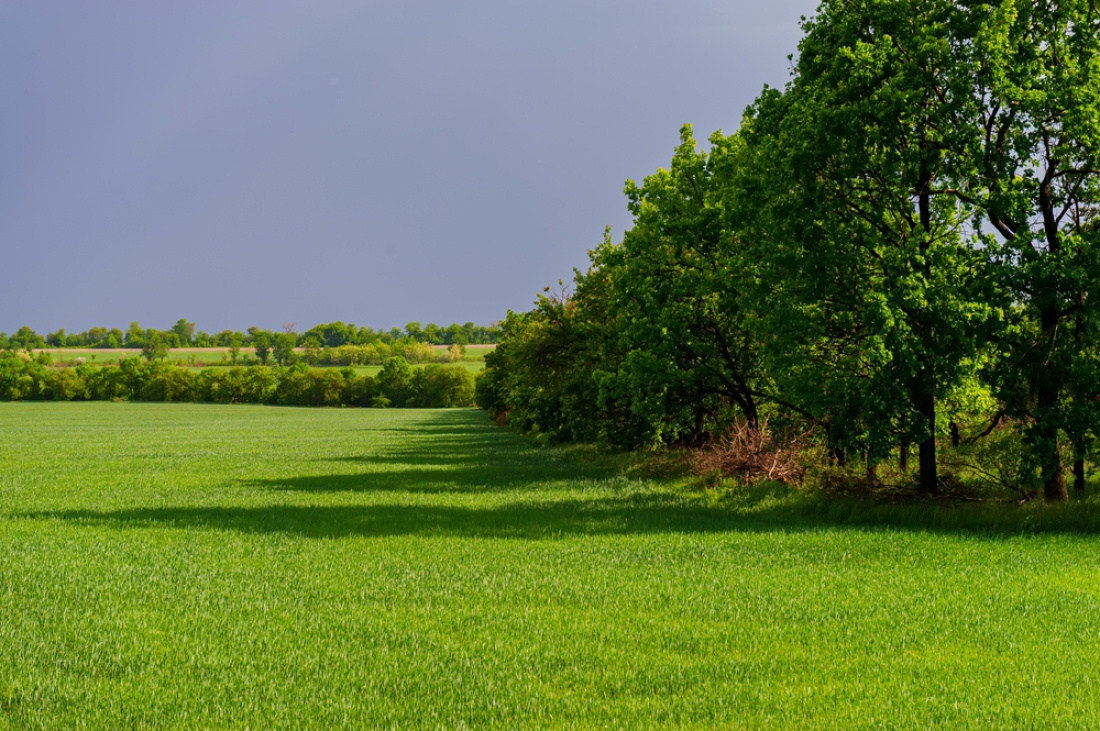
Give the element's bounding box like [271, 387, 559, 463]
[11, 326, 44, 351]
[740, 0, 999, 490]
[377, 357, 414, 406]
[227, 332, 243, 364]
[446, 323, 466, 345]
[302, 322, 353, 348]
[46, 329, 67, 347]
[125, 321, 147, 349]
[248, 328, 273, 365]
[593, 128, 769, 445]
[171, 319, 196, 346]
[141, 333, 169, 361]
[476, 263, 646, 447]
[272, 332, 298, 366]
[948, 1, 1100, 500]
[403, 341, 435, 364]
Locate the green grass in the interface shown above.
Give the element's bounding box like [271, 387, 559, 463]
[349, 360, 484, 376]
[1, 403, 1099, 729]
[40, 348, 228, 364]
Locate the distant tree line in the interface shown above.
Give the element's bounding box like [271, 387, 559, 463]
[0, 353, 474, 408]
[477, 0, 1100, 501]
[0, 319, 502, 351]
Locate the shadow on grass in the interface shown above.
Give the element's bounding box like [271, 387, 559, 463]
[19, 494, 747, 540]
[19, 488, 1100, 540]
[16, 410, 1100, 539]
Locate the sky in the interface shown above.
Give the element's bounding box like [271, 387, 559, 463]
[0, 0, 819, 335]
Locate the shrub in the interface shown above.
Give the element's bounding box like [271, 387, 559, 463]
[412, 365, 475, 408]
[44, 368, 88, 401]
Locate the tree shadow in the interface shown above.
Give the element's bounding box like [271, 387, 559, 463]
[17, 494, 741, 540]
[19, 488, 1100, 540]
[15, 410, 1100, 539]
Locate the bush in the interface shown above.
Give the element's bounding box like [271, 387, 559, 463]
[0, 357, 474, 410]
[412, 365, 475, 408]
[44, 368, 88, 401]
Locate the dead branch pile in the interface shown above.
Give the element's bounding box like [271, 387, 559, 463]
[692, 421, 815, 486]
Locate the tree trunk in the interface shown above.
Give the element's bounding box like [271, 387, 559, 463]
[918, 434, 937, 493]
[1044, 448, 1068, 501]
[915, 374, 937, 493]
[1072, 306, 1085, 494]
[1037, 176, 1067, 502]
[949, 421, 961, 448]
[899, 442, 909, 471]
[1038, 305, 1067, 502]
[915, 164, 937, 494]
[1038, 398, 1067, 501]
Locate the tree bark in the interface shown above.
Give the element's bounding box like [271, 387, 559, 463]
[915, 164, 938, 494]
[827, 424, 847, 467]
[1043, 447, 1068, 501]
[1074, 456, 1086, 493]
[1037, 171, 1068, 502]
[918, 434, 937, 493]
[1039, 304, 1068, 502]
[916, 383, 937, 493]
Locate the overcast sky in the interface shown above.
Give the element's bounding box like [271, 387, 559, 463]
[0, 0, 818, 335]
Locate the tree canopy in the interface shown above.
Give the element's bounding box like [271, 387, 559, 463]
[478, 0, 1100, 501]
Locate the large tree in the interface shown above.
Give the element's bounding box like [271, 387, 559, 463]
[742, 0, 998, 491]
[954, 0, 1100, 500]
[589, 126, 770, 445]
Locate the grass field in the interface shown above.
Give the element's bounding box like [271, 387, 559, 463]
[40, 346, 493, 367]
[37, 348, 488, 374]
[349, 360, 484, 376]
[2, 403, 1100, 728]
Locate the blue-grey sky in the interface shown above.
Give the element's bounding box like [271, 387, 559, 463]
[1, 0, 818, 335]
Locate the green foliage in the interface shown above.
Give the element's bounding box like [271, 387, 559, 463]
[410, 364, 475, 408]
[477, 266, 646, 447]
[272, 332, 298, 366]
[248, 328, 273, 365]
[10, 325, 44, 351]
[736, 0, 1007, 488]
[0, 355, 470, 409]
[595, 127, 767, 444]
[483, 0, 1100, 502]
[377, 357, 414, 406]
[171, 318, 195, 346]
[141, 333, 170, 362]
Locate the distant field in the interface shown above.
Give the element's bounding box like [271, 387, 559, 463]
[2, 403, 1100, 729]
[348, 361, 483, 376]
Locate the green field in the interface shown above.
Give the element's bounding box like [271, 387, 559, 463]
[2, 403, 1100, 729]
[349, 360, 484, 376]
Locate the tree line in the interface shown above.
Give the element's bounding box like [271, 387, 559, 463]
[1, 319, 502, 351]
[476, 0, 1100, 501]
[0, 353, 475, 409]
